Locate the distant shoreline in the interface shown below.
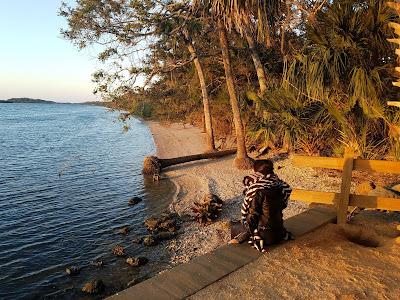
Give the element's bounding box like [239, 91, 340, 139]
[0, 98, 57, 104]
[0, 98, 107, 105]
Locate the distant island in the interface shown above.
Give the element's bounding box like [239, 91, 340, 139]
[0, 98, 56, 104]
[0, 98, 116, 108]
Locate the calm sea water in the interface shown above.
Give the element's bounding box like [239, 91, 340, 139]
[0, 103, 175, 299]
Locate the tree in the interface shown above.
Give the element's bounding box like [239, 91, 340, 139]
[193, 0, 276, 169]
[218, 20, 252, 168]
[284, 0, 398, 157]
[61, 0, 217, 151]
[182, 30, 216, 150]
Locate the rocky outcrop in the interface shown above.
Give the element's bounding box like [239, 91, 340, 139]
[143, 213, 180, 233]
[128, 197, 142, 206]
[81, 279, 105, 294]
[91, 260, 104, 267]
[126, 256, 149, 266]
[65, 266, 80, 276]
[119, 226, 131, 235]
[143, 235, 157, 246]
[112, 245, 126, 257]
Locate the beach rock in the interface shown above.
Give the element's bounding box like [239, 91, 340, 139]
[126, 256, 149, 267]
[144, 217, 159, 232]
[158, 219, 178, 232]
[81, 279, 105, 294]
[128, 197, 142, 206]
[154, 231, 177, 241]
[119, 226, 131, 235]
[112, 245, 126, 257]
[143, 235, 157, 246]
[65, 266, 80, 276]
[132, 237, 144, 244]
[144, 213, 180, 233]
[91, 260, 104, 268]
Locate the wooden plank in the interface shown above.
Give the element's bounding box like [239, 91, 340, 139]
[284, 206, 337, 237]
[293, 155, 344, 170]
[290, 190, 400, 211]
[387, 101, 400, 107]
[293, 155, 400, 174]
[350, 195, 400, 211]
[337, 148, 354, 224]
[290, 189, 338, 204]
[353, 159, 400, 174]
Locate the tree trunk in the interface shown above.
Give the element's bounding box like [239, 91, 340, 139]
[265, 20, 272, 48]
[185, 40, 216, 151]
[244, 30, 268, 94]
[217, 21, 253, 170]
[142, 149, 237, 175]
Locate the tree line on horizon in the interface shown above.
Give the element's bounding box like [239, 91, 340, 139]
[60, 0, 400, 169]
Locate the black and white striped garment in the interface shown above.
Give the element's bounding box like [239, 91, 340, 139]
[241, 172, 292, 252]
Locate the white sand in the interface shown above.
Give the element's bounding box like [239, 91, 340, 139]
[189, 214, 400, 300]
[148, 121, 346, 264]
[148, 121, 400, 299]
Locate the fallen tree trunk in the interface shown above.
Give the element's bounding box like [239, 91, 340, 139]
[143, 149, 238, 176]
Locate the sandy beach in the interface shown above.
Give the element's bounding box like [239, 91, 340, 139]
[147, 121, 400, 298]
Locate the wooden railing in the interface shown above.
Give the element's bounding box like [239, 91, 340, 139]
[290, 148, 400, 224]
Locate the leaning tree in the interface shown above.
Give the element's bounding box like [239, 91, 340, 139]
[60, 0, 217, 151]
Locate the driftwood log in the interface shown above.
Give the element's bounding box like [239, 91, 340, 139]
[142, 149, 237, 176]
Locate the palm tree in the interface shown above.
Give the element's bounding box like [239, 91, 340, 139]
[243, 24, 268, 94]
[217, 20, 252, 168]
[182, 29, 216, 151]
[194, 0, 276, 169]
[284, 0, 398, 157]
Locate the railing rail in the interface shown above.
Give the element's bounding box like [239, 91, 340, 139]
[290, 148, 400, 224]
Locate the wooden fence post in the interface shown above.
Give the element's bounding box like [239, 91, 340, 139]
[336, 147, 355, 224]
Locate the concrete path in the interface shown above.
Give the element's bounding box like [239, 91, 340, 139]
[108, 206, 336, 300]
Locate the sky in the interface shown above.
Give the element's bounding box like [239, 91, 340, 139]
[0, 1, 100, 103]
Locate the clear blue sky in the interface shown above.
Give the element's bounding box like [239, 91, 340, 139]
[0, 1, 99, 102]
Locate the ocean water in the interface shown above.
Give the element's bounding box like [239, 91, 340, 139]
[0, 103, 175, 299]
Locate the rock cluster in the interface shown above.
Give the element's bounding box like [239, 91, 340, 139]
[143, 235, 157, 246]
[81, 279, 105, 294]
[91, 260, 104, 267]
[143, 212, 180, 233]
[65, 266, 80, 276]
[112, 245, 126, 257]
[119, 226, 131, 235]
[126, 256, 149, 266]
[191, 194, 223, 225]
[128, 197, 142, 206]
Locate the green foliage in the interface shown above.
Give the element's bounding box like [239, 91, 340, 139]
[61, 0, 400, 159]
[282, 0, 399, 158]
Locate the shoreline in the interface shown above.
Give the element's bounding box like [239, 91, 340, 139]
[143, 121, 400, 299]
[146, 121, 343, 264]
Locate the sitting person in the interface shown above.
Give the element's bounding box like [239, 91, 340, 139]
[230, 159, 293, 252]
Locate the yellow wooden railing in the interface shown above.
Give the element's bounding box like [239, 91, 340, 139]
[290, 148, 400, 224]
